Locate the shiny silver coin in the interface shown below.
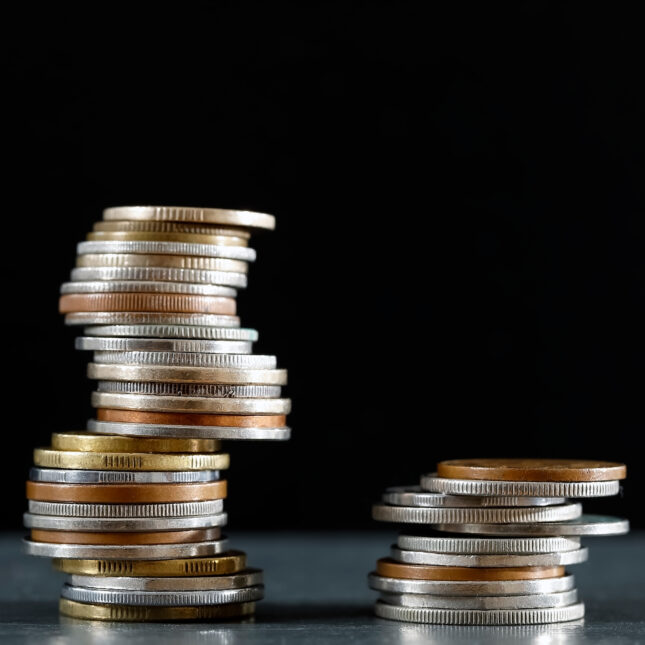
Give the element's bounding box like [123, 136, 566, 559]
[396, 534, 581, 554]
[368, 573, 576, 596]
[70, 267, 247, 288]
[77, 337, 253, 354]
[61, 280, 236, 297]
[77, 240, 256, 261]
[435, 514, 630, 537]
[29, 467, 219, 484]
[421, 473, 621, 498]
[68, 569, 263, 591]
[383, 486, 564, 508]
[28, 499, 224, 519]
[83, 325, 258, 341]
[372, 502, 582, 524]
[23, 537, 229, 560]
[97, 381, 281, 398]
[379, 589, 579, 610]
[390, 545, 589, 567]
[24, 512, 227, 532]
[66, 312, 240, 327]
[93, 351, 276, 369]
[88, 419, 291, 441]
[373, 600, 585, 625]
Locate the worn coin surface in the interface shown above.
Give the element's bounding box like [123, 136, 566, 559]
[382, 487, 564, 508]
[30, 527, 221, 545]
[396, 534, 582, 554]
[66, 312, 240, 327]
[28, 499, 224, 518]
[76, 253, 248, 273]
[87, 231, 249, 247]
[29, 468, 220, 484]
[92, 350, 276, 369]
[50, 432, 220, 454]
[97, 381, 281, 398]
[77, 240, 257, 261]
[93, 220, 252, 238]
[71, 267, 248, 287]
[61, 281, 237, 297]
[84, 325, 258, 341]
[77, 337, 253, 354]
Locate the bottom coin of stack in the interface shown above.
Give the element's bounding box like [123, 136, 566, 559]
[369, 458, 628, 625]
[23, 432, 264, 621]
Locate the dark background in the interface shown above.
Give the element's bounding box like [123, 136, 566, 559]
[3, 1, 643, 530]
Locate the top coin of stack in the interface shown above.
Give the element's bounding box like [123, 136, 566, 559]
[60, 206, 291, 441]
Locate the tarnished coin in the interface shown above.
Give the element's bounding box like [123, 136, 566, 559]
[396, 535, 581, 554]
[93, 220, 252, 238]
[421, 473, 621, 498]
[70, 267, 247, 288]
[61, 281, 236, 297]
[29, 468, 220, 484]
[92, 350, 276, 369]
[77, 240, 256, 261]
[77, 336, 253, 354]
[373, 600, 585, 625]
[49, 431, 220, 453]
[30, 527, 221, 545]
[76, 253, 248, 273]
[28, 499, 224, 518]
[87, 231, 249, 247]
[84, 325, 258, 341]
[383, 487, 565, 508]
[97, 381, 281, 398]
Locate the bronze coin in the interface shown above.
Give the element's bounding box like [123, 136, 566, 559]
[30, 527, 221, 545]
[96, 409, 287, 427]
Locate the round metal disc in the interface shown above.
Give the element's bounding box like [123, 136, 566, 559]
[28, 499, 224, 518]
[70, 267, 247, 288]
[77, 337, 252, 354]
[83, 325, 258, 341]
[77, 240, 256, 261]
[96, 381, 281, 398]
[66, 312, 240, 327]
[29, 467, 219, 484]
[396, 534, 581, 554]
[61, 281, 237, 297]
[93, 350, 277, 369]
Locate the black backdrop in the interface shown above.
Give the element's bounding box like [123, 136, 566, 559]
[3, 1, 643, 529]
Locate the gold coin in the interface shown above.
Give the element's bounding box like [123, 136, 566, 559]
[94, 220, 251, 238]
[33, 448, 229, 471]
[51, 432, 220, 453]
[87, 231, 248, 246]
[76, 253, 248, 273]
[103, 206, 275, 231]
[59, 598, 255, 621]
[54, 551, 246, 576]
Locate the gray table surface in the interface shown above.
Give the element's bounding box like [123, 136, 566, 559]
[0, 530, 643, 644]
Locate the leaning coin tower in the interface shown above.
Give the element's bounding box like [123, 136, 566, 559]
[24, 205, 290, 621]
[369, 458, 628, 625]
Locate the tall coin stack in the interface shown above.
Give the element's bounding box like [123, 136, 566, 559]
[369, 458, 628, 625]
[24, 205, 290, 621]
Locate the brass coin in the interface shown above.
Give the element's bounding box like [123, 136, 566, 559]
[51, 432, 220, 453]
[30, 527, 221, 544]
[76, 254, 248, 273]
[94, 221, 251, 238]
[87, 231, 249, 246]
[96, 409, 288, 427]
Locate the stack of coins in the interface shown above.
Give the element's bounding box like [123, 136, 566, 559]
[369, 458, 628, 625]
[24, 205, 290, 621]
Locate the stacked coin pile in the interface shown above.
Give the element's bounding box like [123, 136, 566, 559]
[24, 205, 290, 621]
[369, 458, 628, 625]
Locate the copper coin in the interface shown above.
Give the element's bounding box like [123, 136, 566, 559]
[59, 293, 236, 315]
[26, 480, 227, 503]
[437, 459, 627, 482]
[30, 527, 221, 545]
[97, 409, 287, 428]
[375, 559, 565, 581]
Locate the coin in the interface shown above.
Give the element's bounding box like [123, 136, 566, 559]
[87, 231, 249, 247]
[76, 253, 248, 273]
[31, 527, 221, 544]
[59, 597, 256, 621]
[59, 293, 237, 315]
[390, 545, 589, 567]
[103, 205, 275, 230]
[373, 600, 585, 625]
[435, 514, 630, 537]
[93, 351, 276, 369]
[97, 382, 281, 398]
[71, 267, 248, 287]
[93, 220, 252, 238]
[77, 337, 253, 354]
[33, 448, 230, 471]
[91, 392, 292, 415]
[77, 241, 256, 261]
[437, 459, 627, 482]
[396, 535, 582, 554]
[28, 499, 224, 518]
[421, 473, 621, 498]
[84, 325, 258, 341]
[371, 502, 582, 524]
[29, 468, 220, 484]
[379, 589, 579, 609]
[66, 312, 240, 327]
[50, 432, 220, 453]
[95, 410, 287, 427]
[61, 281, 237, 297]
[26, 480, 227, 503]
[382, 487, 564, 508]
[54, 551, 246, 576]
[70, 569, 263, 591]
[25, 537, 231, 559]
[367, 573, 576, 595]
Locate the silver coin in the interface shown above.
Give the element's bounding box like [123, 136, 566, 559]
[435, 514, 630, 537]
[373, 600, 585, 625]
[97, 381, 281, 398]
[23, 537, 229, 560]
[28, 499, 224, 519]
[379, 589, 579, 610]
[23, 512, 227, 531]
[368, 573, 576, 596]
[390, 545, 589, 567]
[383, 487, 564, 508]
[396, 534, 581, 554]
[66, 312, 240, 327]
[93, 351, 277, 369]
[88, 419, 291, 441]
[29, 467, 219, 484]
[68, 569, 264, 591]
[84, 325, 258, 341]
[77, 337, 253, 354]
[77, 240, 257, 261]
[91, 392, 292, 414]
[61, 281, 236, 297]
[70, 267, 247, 288]
[372, 502, 582, 524]
[421, 473, 621, 498]
[61, 583, 264, 607]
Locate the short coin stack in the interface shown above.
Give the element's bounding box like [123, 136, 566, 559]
[24, 205, 290, 621]
[369, 458, 628, 625]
